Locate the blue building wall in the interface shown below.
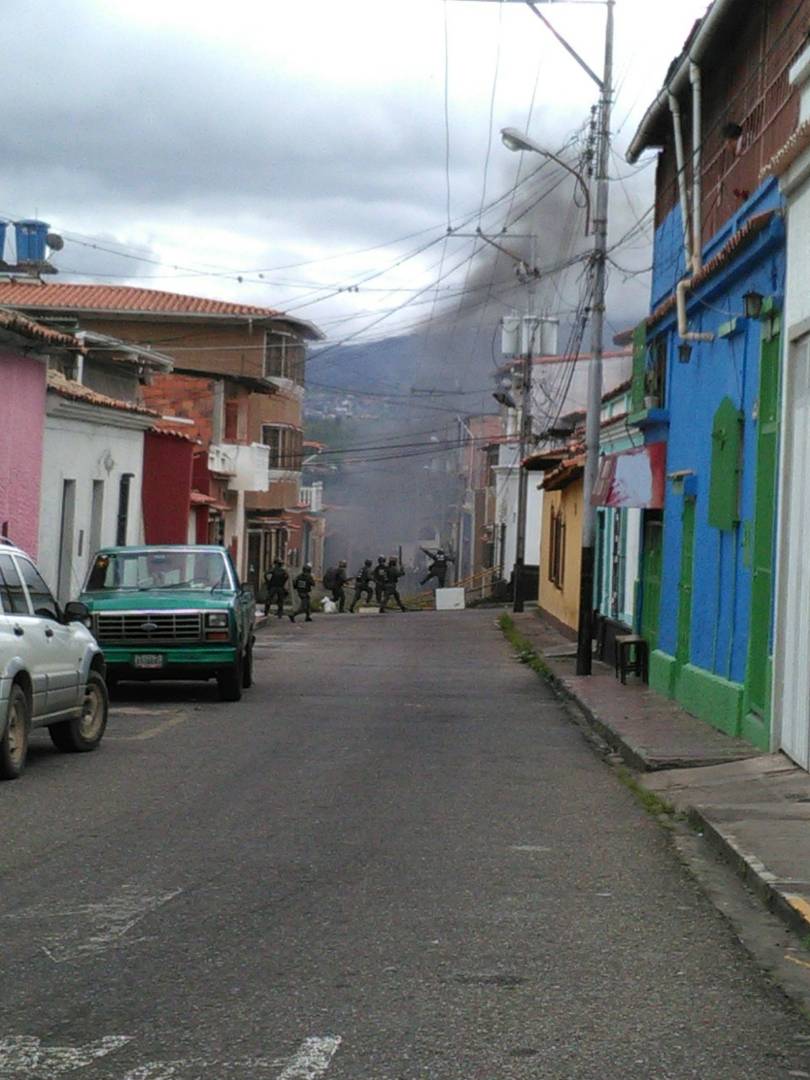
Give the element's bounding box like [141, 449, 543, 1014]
[651, 202, 688, 310]
[642, 178, 785, 737]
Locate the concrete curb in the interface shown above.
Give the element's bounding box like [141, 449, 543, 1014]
[546, 669, 659, 772]
[685, 806, 810, 941]
[501, 616, 810, 949]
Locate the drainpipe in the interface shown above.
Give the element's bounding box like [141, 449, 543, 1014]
[690, 61, 703, 272]
[677, 278, 714, 342]
[668, 93, 692, 273]
[673, 60, 713, 344]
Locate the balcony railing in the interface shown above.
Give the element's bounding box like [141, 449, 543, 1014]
[300, 481, 323, 513]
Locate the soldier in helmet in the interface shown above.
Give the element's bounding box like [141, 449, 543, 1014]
[331, 559, 349, 612]
[263, 558, 289, 618]
[379, 555, 407, 613]
[349, 559, 374, 612]
[420, 546, 454, 589]
[289, 563, 315, 622]
[373, 555, 388, 605]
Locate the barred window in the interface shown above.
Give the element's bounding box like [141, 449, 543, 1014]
[264, 332, 306, 384]
[548, 506, 565, 589]
[261, 425, 304, 471]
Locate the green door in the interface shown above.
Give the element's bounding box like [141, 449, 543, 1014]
[676, 498, 696, 664]
[640, 513, 663, 652]
[745, 328, 781, 729]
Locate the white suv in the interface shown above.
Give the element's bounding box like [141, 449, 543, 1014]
[0, 540, 108, 780]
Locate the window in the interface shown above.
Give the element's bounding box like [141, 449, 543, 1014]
[0, 554, 29, 614]
[85, 549, 232, 592]
[261, 425, 303, 471]
[264, 332, 305, 384]
[116, 473, 133, 546]
[645, 337, 667, 407]
[548, 505, 565, 589]
[17, 557, 59, 619]
[224, 400, 240, 441]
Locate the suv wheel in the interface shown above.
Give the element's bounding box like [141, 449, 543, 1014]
[1, 684, 30, 780]
[49, 671, 109, 753]
[217, 652, 244, 702]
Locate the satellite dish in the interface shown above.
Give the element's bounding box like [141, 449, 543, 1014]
[46, 232, 64, 251]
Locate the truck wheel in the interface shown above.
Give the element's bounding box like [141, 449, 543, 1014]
[49, 671, 108, 753]
[242, 640, 254, 689]
[0, 684, 29, 780]
[217, 653, 244, 702]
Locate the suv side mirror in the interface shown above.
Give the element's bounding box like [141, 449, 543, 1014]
[64, 601, 91, 626]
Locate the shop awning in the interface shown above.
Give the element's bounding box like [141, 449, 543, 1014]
[592, 442, 666, 508]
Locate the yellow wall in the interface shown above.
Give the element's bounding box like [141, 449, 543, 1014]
[538, 477, 583, 633]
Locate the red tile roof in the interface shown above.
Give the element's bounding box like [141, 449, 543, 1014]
[150, 419, 200, 443]
[0, 307, 83, 350]
[0, 281, 320, 327]
[647, 211, 775, 330]
[47, 370, 159, 415]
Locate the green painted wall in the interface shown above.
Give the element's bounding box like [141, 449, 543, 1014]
[649, 649, 678, 697]
[743, 326, 781, 741]
[677, 664, 743, 737]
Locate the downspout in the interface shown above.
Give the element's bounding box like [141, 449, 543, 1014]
[668, 93, 692, 273]
[674, 60, 714, 344]
[690, 61, 703, 272]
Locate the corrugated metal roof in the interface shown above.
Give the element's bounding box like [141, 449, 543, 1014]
[47, 370, 159, 415]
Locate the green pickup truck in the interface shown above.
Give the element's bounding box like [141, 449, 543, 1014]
[80, 545, 255, 701]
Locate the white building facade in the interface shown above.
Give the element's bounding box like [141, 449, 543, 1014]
[771, 45, 810, 769]
[38, 375, 154, 604]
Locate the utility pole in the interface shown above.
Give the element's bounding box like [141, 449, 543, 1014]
[448, 228, 539, 609]
[576, 0, 614, 674]
[513, 236, 538, 613]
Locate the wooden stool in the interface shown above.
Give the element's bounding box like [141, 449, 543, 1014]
[614, 634, 649, 684]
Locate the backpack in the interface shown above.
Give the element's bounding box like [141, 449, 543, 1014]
[323, 566, 337, 590]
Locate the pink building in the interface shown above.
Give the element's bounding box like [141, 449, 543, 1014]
[0, 311, 82, 555]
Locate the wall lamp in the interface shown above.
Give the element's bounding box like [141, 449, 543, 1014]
[743, 290, 764, 319]
[677, 342, 693, 364]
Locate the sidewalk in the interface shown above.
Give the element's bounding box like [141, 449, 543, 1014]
[511, 612, 810, 941]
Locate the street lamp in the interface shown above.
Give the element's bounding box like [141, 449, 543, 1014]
[501, 128, 592, 233]
[500, 0, 614, 674]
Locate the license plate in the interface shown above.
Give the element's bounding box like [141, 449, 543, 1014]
[133, 653, 164, 669]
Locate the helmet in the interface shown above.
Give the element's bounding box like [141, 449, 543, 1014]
[339, 559, 347, 567]
[303, 563, 312, 571]
[377, 555, 386, 563]
[364, 559, 372, 566]
[436, 549, 445, 556]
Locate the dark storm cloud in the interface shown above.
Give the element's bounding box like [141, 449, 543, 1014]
[2, 0, 477, 245]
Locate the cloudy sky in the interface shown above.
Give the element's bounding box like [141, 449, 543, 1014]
[4, 0, 710, 355]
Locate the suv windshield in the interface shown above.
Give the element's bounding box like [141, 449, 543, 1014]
[85, 550, 232, 592]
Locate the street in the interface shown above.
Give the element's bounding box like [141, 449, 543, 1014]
[2, 610, 809, 1080]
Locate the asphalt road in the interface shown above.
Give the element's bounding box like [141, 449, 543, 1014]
[2, 609, 810, 1080]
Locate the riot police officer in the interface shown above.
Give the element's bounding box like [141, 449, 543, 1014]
[289, 564, 315, 622]
[349, 559, 374, 612]
[420, 547, 453, 589]
[379, 556, 407, 613]
[264, 558, 289, 617]
[373, 555, 388, 605]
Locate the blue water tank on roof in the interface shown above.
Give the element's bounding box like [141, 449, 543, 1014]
[14, 219, 49, 264]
